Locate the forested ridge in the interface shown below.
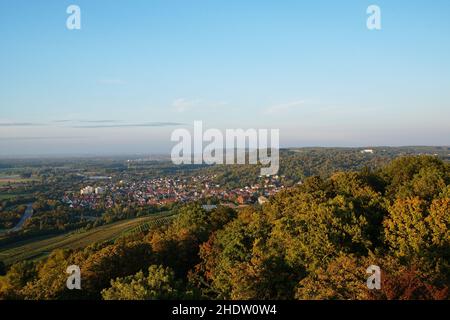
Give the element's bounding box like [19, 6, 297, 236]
[0, 155, 448, 300]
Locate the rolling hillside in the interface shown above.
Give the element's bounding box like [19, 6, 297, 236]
[0, 211, 176, 265]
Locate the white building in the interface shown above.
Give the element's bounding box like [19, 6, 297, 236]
[360, 149, 374, 154]
[80, 186, 94, 195]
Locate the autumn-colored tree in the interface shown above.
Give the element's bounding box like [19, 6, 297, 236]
[147, 204, 237, 278]
[79, 240, 154, 298]
[227, 239, 302, 300]
[407, 167, 447, 201]
[295, 254, 368, 300]
[2, 155, 448, 301]
[17, 240, 155, 300]
[384, 197, 449, 268]
[365, 255, 448, 300]
[295, 254, 449, 300]
[20, 249, 74, 300]
[0, 261, 36, 299]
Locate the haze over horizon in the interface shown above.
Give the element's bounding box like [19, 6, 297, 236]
[1, 0, 449, 156]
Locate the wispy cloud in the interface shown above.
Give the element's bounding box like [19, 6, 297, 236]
[0, 136, 90, 141]
[0, 122, 41, 127]
[172, 98, 202, 112]
[71, 122, 184, 128]
[52, 120, 73, 123]
[264, 100, 306, 115]
[2, 120, 181, 129]
[52, 119, 123, 124]
[78, 120, 123, 123]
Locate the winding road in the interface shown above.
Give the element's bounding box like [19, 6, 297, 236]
[10, 203, 33, 232]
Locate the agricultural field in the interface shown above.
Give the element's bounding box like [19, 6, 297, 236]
[0, 175, 38, 186]
[0, 211, 176, 265]
[0, 174, 37, 200]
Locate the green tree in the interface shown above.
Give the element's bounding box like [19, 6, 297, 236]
[102, 265, 183, 300]
[383, 197, 449, 259]
[382, 155, 448, 199]
[295, 254, 368, 300]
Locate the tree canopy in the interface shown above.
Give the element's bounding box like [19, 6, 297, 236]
[1, 156, 448, 300]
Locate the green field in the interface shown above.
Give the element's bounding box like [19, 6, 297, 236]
[0, 192, 34, 201]
[0, 194, 23, 200]
[0, 211, 176, 265]
[0, 177, 38, 186]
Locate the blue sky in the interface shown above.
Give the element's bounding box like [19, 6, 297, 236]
[0, 0, 449, 156]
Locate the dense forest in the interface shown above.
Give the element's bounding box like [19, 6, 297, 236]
[0, 155, 448, 300]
